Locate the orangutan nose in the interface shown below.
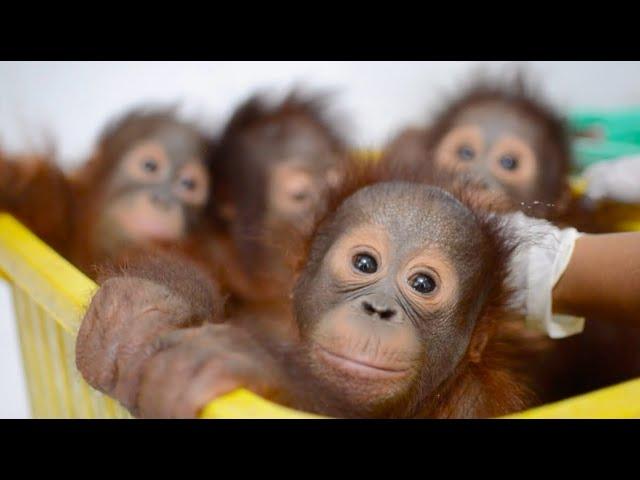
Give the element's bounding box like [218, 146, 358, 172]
[362, 300, 397, 321]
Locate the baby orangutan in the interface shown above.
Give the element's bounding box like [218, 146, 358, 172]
[0, 106, 212, 277]
[76, 161, 547, 419]
[384, 75, 573, 220]
[203, 90, 348, 303]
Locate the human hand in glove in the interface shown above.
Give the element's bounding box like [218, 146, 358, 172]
[503, 211, 640, 337]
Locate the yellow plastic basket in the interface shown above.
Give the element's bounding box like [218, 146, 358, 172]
[1, 211, 639, 419]
[0, 213, 319, 419]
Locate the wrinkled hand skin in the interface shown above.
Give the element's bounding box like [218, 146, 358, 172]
[136, 324, 285, 418]
[75, 276, 214, 412]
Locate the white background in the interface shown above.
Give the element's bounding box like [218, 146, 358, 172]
[1, 61, 640, 418]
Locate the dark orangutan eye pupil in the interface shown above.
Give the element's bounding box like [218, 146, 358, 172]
[143, 159, 158, 172]
[457, 145, 475, 161]
[500, 155, 518, 171]
[353, 254, 378, 274]
[410, 273, 436, 294]
[292, 190, 309, 202]
[182, 178, 196, 190]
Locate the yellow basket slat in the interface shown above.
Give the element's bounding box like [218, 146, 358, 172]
[0, 214, 96, 334]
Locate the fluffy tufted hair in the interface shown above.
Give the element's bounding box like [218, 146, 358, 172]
[71, 105, 210, 192]
[214, 88, 346, 158]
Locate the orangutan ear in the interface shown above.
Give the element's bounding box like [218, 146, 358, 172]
[468, 329, 490, 364]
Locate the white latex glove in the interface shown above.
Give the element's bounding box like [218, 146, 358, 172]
[502, 211, 585, 339]
[583, 154, 640, 204]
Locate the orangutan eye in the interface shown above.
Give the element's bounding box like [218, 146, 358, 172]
[181, 177, 197, 191]
[499, 154, 519, 171]
[352, 253, 378, 274]
[143, 158, 158, 172]
[409, 273, 436, 294]
[291, 190, 310, 202]
[457, 145, 475, 161]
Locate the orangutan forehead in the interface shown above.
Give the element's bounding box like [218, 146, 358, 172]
[450, 100, 545, 144]
[110, 121, 204, 164]
[332, 183, 486, 255]
[146, 125, 204, 158]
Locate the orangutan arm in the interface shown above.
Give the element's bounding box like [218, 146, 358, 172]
[75, 249, 227, 414]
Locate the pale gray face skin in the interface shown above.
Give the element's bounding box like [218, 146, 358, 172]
[105, 126, 207, 203]
[249, 115, 343, 229]
[435, 102, 543, 203]
[293, 182, 492, 409]
[94, 125, 209, 257]
[456, 103, 543, 146]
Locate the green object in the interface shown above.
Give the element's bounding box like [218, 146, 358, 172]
[569, 108, 640, 170]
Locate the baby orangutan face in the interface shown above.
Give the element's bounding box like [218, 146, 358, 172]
[293, 182, 494, 416]
[96, 123, 209, 254]
[268, 159, 340, 232]
[253, 114, 342, 233]
[434, 101, 544, 206]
